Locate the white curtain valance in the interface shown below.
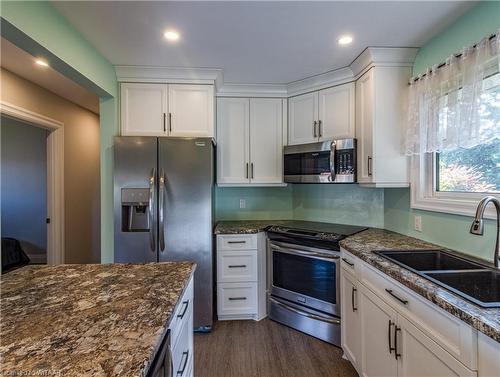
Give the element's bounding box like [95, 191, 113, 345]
[405, 31, 500, 156]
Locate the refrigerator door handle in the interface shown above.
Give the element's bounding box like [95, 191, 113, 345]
[148, 168, 156, 252]
[159, 168, 166, 252]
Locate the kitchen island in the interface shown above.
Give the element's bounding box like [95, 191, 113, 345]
[0, 262, 195, 377]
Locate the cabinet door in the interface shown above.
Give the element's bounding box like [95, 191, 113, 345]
[355, 69, 375, 184]
[398, 315, 476, 377]
[341, 269, 361, 372]
[360, 285, 398, 377]
[318, 83, 355, 140]
[168, 84, 214, 137]
[288, 92, 318, 145]
[249, 98, 283, 184]
[216, 98, 250, 184]
[121, 83, 167, 136]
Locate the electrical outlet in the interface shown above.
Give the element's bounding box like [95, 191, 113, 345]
[239, 199, 246, 209]
[414, 215, 422, 232]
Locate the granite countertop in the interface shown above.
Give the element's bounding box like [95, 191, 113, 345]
[214, 220, 289, 234]
[0, 262, 196, 377]
[340, 228, 500, 343]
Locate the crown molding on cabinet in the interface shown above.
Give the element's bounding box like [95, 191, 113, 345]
[115, 65, 224, 87]
[114, 47, 419, 98]
[350, 47, 419, 78]
[286, 67, 354, 97]
[216, 83, 288, 98]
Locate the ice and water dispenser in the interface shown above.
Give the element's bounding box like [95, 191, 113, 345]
[121, 188, 150, 232]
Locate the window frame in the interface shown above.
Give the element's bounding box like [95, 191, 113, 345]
[410, 152, 498, 219]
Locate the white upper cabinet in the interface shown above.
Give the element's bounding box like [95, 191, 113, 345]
[217, 97, 284, 185]
[318, 83, 355, 140]
[355, 66, 411, 187]
[120, 83, 214, 137]
[216, 97, 250, 185]
[249, 98, 283, 184]
[168, 84, 214, 137]
[121, 83, 167, 136]
[288, 82, 355, 145]
[288, 92, 318, 145]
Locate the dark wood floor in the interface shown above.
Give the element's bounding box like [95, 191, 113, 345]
[194, 319, 358, 377]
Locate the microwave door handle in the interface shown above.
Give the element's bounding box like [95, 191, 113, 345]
[159, 168, 166, 252]
[330, 141, 336, 182]
[148, 168, 156, 252]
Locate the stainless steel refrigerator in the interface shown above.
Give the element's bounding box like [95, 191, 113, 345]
[114, 136, 214, 331]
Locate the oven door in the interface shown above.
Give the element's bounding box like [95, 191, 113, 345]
[270, 241, 340, 316]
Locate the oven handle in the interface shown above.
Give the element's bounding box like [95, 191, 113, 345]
[270, 243, 339, 261]
[270, 297, 341, 325]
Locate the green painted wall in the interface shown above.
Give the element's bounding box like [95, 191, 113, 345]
[293, 185, 384, 227]
[385, 2, 500, 262]
[215, 185, 384, 228]
[413, 1, 500, 76]
[1, 1, 118, 262]
[215, 186, 294, 220]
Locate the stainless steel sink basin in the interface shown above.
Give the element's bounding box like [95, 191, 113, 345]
[375, 249, 500, 308]
[425, 270, 500, 308]
[375, 250, 484, 271]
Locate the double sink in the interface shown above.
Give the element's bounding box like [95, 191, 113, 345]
[376, 249, 500, 308]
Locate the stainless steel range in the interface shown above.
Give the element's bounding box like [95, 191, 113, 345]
[267, 222, 367, 346]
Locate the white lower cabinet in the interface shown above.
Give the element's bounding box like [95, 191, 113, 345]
[216, 233, 267, 321]
[340, 267, 361, 374]
[341, 249, 482, 377]
[169, 276, 194, 377]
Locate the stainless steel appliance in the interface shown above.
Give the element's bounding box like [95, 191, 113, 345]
[284, 139, 357, 183]
[267, 222, 367, 345]
[114, 136, 214, 331]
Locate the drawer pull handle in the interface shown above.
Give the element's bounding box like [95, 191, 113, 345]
[177, 350, 189, 376]
[385, 289, 408, 305]
[351, 287, 357, 312]
[228, 265, 247, 268]
[342, 257, 354, 267]
[227, 241, 246, 244]
[388, 320, 395, 354]
[228, 297, 247, 301]
[177, 300, 189, 319]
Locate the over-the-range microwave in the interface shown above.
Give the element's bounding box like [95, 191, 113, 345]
[284, 139, 357, 183]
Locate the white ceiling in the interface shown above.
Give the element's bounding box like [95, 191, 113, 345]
[52, 1, 474, 84]
[1, 38, 99, 114]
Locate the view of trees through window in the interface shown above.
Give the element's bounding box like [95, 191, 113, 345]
[437, 139, 500, 193]
[436, 71, 499, 194]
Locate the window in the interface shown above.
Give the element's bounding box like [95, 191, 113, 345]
[408, 34, 499, 218]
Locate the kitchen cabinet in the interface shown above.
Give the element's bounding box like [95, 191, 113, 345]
[340, 267, 361, 374]
[120, 83, 214, 137]
[216, 233, 267, 321]
[216, 97, 284, 185]
[355, 66, 410, 187]
[340, 249, 480, 377]
[288, 82, 355, 145]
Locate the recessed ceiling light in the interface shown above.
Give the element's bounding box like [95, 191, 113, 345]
[35, 59, 49, 67]
[164, 30, 180, 41]
[338, 35, 353, 45]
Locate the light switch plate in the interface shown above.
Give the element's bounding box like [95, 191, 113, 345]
[239, 199, 246, 209]
[414, 215, 422, 232]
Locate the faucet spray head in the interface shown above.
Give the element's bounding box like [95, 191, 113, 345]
[469, 219, 484, 235]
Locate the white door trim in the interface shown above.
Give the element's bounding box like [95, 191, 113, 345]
[0, 101, 65, 264]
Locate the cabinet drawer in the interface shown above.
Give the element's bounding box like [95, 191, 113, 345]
[172, 315, 191, 377]
[340, 248, 361, 277]
[217, 250, 257, 282]
[169, 277, 193, 348]
[361, 263, 477, 369]
[217, 234, 258, 251]
[217, 282, 257, 316]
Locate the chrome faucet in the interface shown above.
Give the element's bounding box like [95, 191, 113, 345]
[469, 196, 500, 268]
